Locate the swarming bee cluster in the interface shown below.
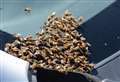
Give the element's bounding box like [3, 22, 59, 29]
[5, 10, 94, 73]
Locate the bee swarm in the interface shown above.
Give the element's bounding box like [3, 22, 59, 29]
[5, 10, 94, 73]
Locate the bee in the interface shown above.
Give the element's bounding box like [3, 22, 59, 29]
[64, 9, 72, 16]
[24, 7, 32, 14]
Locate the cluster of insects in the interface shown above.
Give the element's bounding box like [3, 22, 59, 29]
[5, 10, 94, 73]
